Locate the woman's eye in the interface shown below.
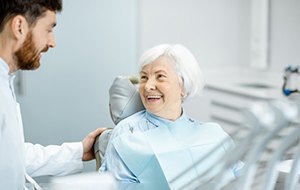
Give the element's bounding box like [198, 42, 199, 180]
[157, 74, 166, 79]
[140, 76, 148, 81]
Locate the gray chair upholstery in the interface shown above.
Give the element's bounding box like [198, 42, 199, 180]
[108, 76, 144, 125]
[94, 129, 113, 170]
[94, 76, 144, 170]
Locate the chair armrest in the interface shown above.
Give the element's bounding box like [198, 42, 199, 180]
[94, 129, 113, 170]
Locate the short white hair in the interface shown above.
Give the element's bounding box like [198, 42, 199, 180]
[138, 44, 205, 100]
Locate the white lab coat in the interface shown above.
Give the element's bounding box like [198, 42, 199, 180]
[24, 142, 83, 177]
[0, 58, 83, 189]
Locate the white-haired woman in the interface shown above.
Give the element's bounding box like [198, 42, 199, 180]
[100, 44, 241, 189]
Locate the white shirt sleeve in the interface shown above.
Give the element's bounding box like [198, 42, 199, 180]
[24, 142, 83, 177]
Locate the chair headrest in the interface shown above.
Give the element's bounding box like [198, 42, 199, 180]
[109, 76, 145, 125]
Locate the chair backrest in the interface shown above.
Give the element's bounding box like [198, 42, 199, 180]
[94, 76, 145, 170]
[108, 76, 144, 125]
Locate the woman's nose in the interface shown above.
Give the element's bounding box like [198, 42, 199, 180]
[144, 78, 156, 91]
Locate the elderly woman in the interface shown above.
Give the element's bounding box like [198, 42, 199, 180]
[100, 44, 240, 189]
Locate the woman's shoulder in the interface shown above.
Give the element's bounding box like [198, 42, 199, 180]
[117, 110, 146, 126]
[112, 110, 146, 135]
[191, 119, 227, 134]
[191, 118, 222, 128]
[192, 119, 234, 148]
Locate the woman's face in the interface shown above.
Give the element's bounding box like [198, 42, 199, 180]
[139, 56, 184, 121]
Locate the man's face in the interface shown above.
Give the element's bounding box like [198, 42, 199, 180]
[15, 10, 57, 70]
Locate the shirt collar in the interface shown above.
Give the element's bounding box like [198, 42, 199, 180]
[0, 57, 10, 76]
[0, 57, 16, 100]
[145, 109, 190, 128]
[0, 57, 16, 79]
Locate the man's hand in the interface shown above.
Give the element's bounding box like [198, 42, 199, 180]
[81, 128, 108, 161]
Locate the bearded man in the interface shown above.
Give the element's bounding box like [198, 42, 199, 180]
[0, 1, 106, 189]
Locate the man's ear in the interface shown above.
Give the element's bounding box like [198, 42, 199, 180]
[10, 15, 28, 39]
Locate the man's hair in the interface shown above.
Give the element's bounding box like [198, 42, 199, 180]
[0, 0, 62, 32]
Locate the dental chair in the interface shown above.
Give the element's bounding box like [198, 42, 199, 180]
[94, 76, 144, 170]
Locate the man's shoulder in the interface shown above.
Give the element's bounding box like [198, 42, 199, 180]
[0, 89, 11, 112]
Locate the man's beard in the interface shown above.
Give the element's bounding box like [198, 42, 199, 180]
[15, 32, 41, 70]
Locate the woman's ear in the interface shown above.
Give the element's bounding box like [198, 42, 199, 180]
[180, 80, 187, 98]
[181, 90, 186, 98]
[178, 76, 186, 98]
[10, 15, 28, 40]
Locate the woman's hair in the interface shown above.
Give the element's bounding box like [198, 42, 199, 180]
[0, 0, 62, 32]
[138, 44, 205, 100]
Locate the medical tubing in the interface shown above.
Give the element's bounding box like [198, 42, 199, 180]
[236, 122, 287, 190]
[284, 137, 300, 190]
[262, 124, 300, 190]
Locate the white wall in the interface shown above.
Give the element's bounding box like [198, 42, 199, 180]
[17, 0, 137, 171]
[138, 0, 300, 71]
[270, 0, 300, 71]
[138, 0, 251, 69]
